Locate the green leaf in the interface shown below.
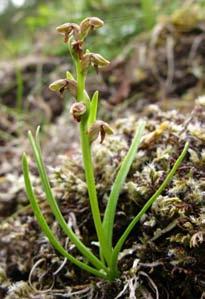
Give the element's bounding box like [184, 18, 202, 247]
[22, 153, 107, 279]
[88, 91, 99, 126]
[103, 121, 145, 251]
[27, 127, 107, 272]
[111, 142, 189, 269]
[66, 71, 74, 80]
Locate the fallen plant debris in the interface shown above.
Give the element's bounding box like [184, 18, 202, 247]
[102, 5, 205, 111]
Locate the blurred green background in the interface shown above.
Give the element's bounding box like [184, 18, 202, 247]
[2, 0, 205, 61]
[1, 0, 205, 122]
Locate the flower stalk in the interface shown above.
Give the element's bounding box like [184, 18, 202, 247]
[23, 17, 189, 281]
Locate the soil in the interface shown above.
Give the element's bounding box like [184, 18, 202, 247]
[1, 8, 205, 299]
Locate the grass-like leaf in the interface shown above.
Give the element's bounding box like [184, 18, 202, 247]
[88, 91, 99, 126]
[28, 128, 107, 272]
[111, 142, 189, 269]
[22, 153, 107, 279]
[103, 120, 146, 251]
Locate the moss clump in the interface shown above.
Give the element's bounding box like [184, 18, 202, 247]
[43, 101, 204, 297]
[1, 101, 205, 297]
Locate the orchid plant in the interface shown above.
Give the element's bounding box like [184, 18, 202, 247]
[22, 17, 188, 281]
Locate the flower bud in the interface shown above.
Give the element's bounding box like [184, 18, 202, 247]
[80, 53, 110, 72]
[56, 23, 80, 42]
[88, 120, 113, 143]
[49, 79, 77, 96]
[80, 17, 104, 39]
[70, 102, 87, 122]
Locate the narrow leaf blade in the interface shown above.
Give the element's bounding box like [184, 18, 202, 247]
[22, 153, 106, 279]
[103, 121, 145, 250]
[88, 91, 99, 126]
[111, 142, 189, 268]
[28, 129, 106, 271]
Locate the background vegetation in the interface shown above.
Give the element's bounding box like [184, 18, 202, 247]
[2, 0, 205, 60]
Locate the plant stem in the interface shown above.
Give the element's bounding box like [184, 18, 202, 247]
[76, 59, 111, 267]
[76, 60, 85, 102]
[79, 121, 111, 265]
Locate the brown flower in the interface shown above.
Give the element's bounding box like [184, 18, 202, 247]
[88, 120, 113, 143]
[80, 17, 104, 39]
[49, 79, 77, 96]
[56, 23, 80, 43]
